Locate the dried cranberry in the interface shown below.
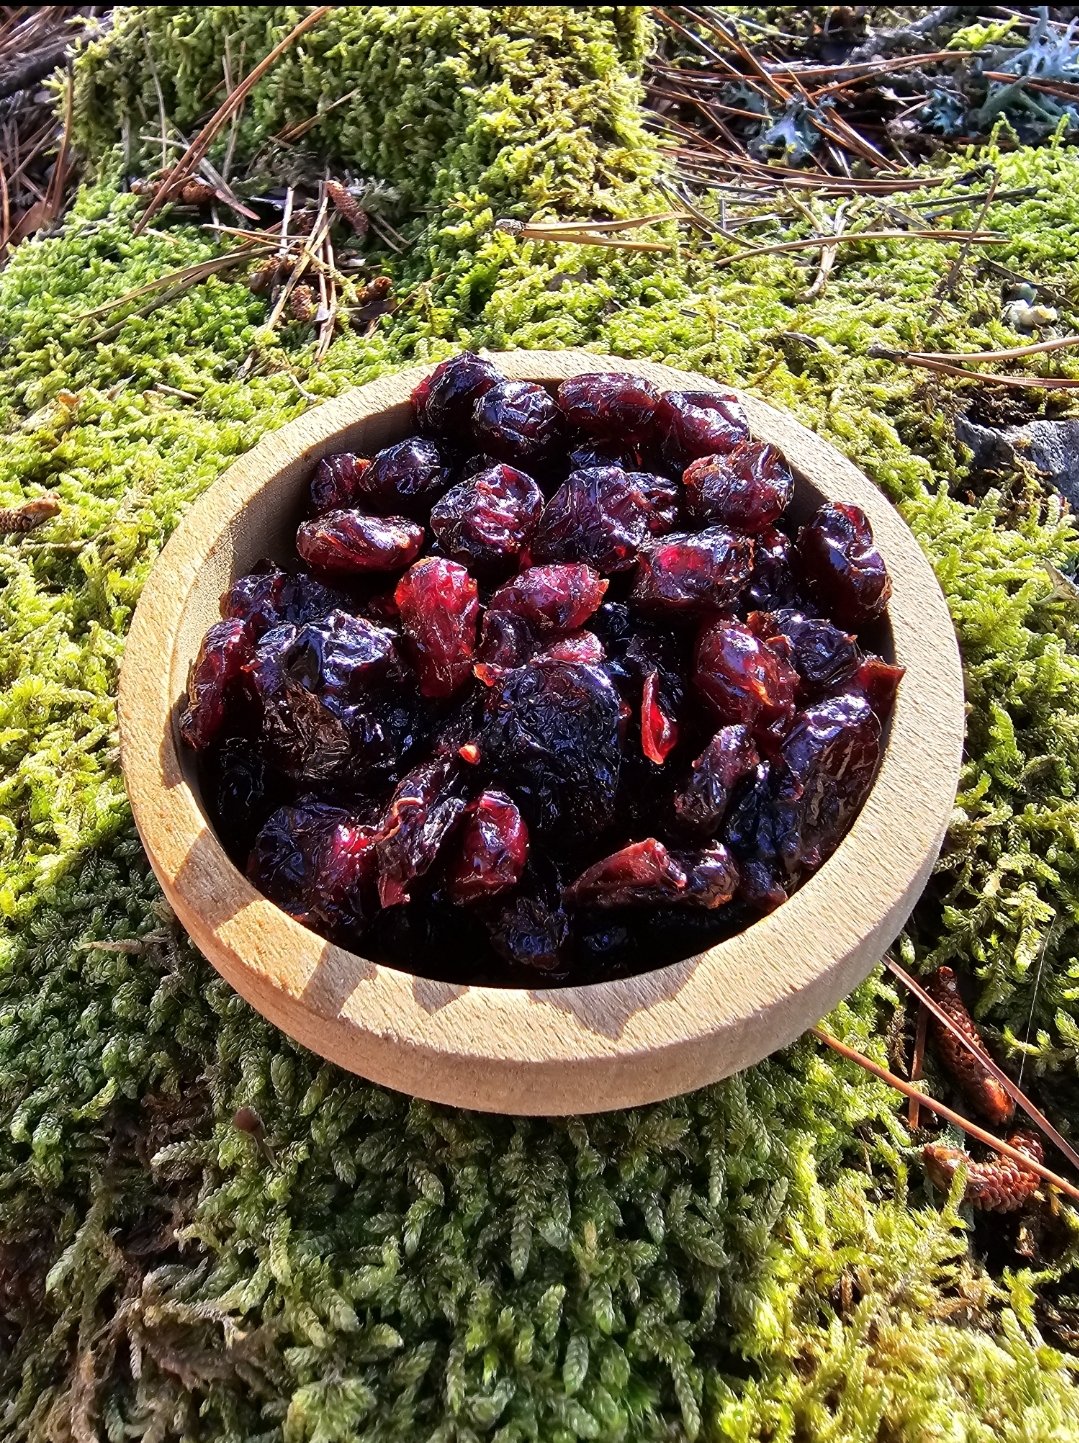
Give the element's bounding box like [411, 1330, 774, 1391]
[247, 630, 354, 781]
[659, 389, 748, 469]
[536, 631, 606, 666]
[557, 372, 660, 441]
[180, 616, 254, 750]
[394, 557, 479, 699]
[848, 653, 905, 716]
[472, 380, 564, 465]
[570, 442, 650, 473]
[481, 658, 623, 836]
[446, 791, 528, 902]
[248, 802, 378, 939]
[310, 453, 371, 515]
[746, 528, 799, 611]
[773, 694, 881, 874]
[286, 610, 402, 700]
[749, 609, 859, 698]
[412, 352, 501, 438]
[631, 528, 753, 615]
[430, 463, 543, 574]
[296, 510, 425, 576]
[673, 724, 759, 836]
[375, 757, 468, 906]
[795, 502, 891, 628]
[529, 467, 673, 573]
[477, 609, 536, 670]
[203, 735, 278, 862]
[222, 565, 345, 638]
[565, 839, 738, 910]
[683, 440, 794, 533]
[694, 617, 798, 736]
[488, 563, 608, 637]
[354, 437, 449, 516]
[485, 864, 569, 973]
[640, 671, 679, 764]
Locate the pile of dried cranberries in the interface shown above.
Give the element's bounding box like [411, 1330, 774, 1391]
[181, 355, 903, 984]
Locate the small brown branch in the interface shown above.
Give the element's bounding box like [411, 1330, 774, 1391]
[906, 335, 1079, 365]
[909, 1003, 928, 1130]
[716, 228, 1005, 269]
[73, 244, 272, 321]
[927, 170, 999, 325]
[884, 957, 1079, 1174]
[803, 200, 847, 301]
[812, 1026, 1079, 1205]
[870, 346, 1079, 390]
[42, 68, 73, 226]
[134, 5, 332, 235]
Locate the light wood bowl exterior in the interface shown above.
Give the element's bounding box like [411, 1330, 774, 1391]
[119, 350, 964, 1115]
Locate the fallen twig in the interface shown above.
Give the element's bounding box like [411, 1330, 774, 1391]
[812, 1025, 1079, 1205]
[909, 1001, 928, 1131]
[716, 227, 1005, 268]
[134, 5, 332, 234]
[869, 346, 1079, 390]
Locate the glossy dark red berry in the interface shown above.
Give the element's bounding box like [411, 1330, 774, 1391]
[446, 791, 528, 902]
[248, 802, 378, 938]
[631, 528, 753, 615]
[659, 389, 748, 468]
[394, 557, 479, 699]
[694, 617, 798, 736]
[222, 565, 345, 638]
[748, 608, 859, 698]
[412, 352, 501, 439]
[375, 758, 468, 907]
[556, 372, 660, 440]
[310, 453, 372, 514]
[487, 563, 608, 638]
[296, 510, 425, 576]
[180, 616, 253, 750]
[848, 653, 905, 716]
[472, 380, 565, 465]
[354, 437, 449, 516]
[683, 440, 794, 533]
[795, 502, 891, 628]
[430, 463, 543, 574]
[745, 527, 798, 611]
[481, 658, 623, 837]
[565, 838, 738, 910]
[529, 467, 674, 573]
[673, 724, 759, 836]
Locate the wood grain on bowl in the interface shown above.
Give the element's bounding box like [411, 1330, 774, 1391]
[119, 351, 964, 1115]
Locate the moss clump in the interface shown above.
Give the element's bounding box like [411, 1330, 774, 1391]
[3, 6, 1079, 1439]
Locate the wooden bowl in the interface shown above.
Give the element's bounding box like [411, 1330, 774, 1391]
[119, 350, 964, 1115]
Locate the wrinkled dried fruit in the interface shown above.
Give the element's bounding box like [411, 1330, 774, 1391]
[412, 351, 501, 438]
[187, 359, 899, 983]
[222, 564, 345, 638]
[430, 463, 543, 574]
[354, 437, 449, 516]
[180, 616, 253, 750]
[482, 658, 622, 836]
[694, 618, 798, 736]
[529, 467, 674, 573]
[796, 501, 891, 627]
[631, 528, 753, 615]
[310, 452, 372, 514]
[375, 758, 468, 906]
[472, 380, 565, 464]
[488, 563, 608, 637]
[749, 608, 859, 698]
[849, 653, 905, 716]
[745, 527, 799, 611]
[557, 372, 660, 440]
[659, 389, 749, 468]
[296, 509, 425, 575]
[673, 724, 759, 836]
[249, 802, 378, 938]
[683, 440, 794, 532]
[446, 791, 528, 902]
[395, 557, 479, 698]
[774, 693, 881, 874]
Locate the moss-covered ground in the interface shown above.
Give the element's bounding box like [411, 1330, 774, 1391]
[3, 6, 1079, 1439]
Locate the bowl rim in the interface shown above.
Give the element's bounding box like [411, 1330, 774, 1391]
[119, 349, 964, 1115]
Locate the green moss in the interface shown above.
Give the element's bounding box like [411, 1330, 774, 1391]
[3, 7, 1079, 1440]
